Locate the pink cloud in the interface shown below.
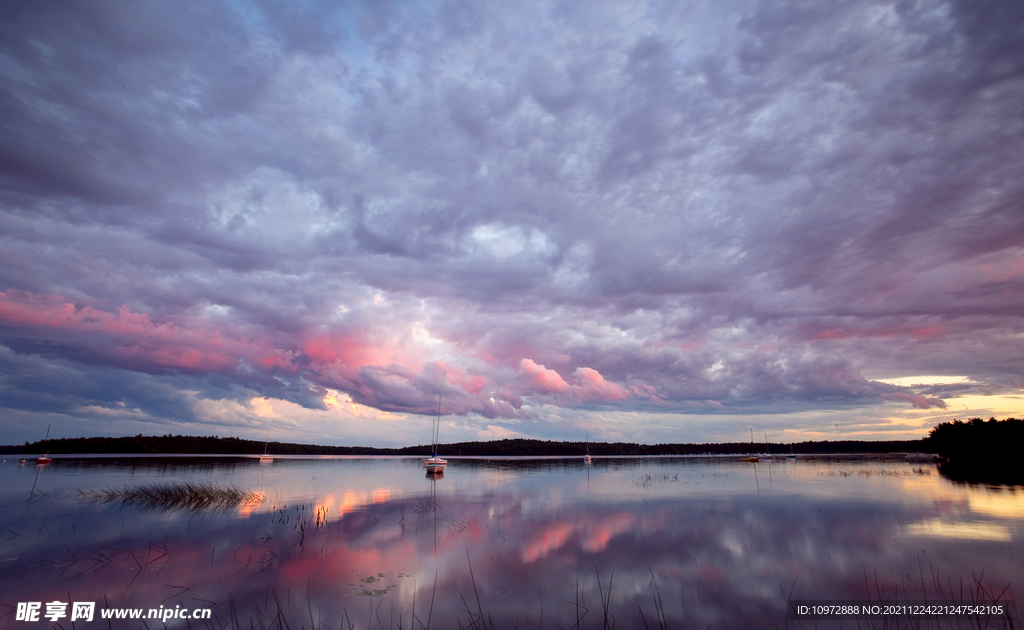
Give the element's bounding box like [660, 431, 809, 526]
[520, 359, 632, 403]
[0, 291, 639, 417]
[520, 358, 570, 394]
[810, 323, 952, 341]
[0, 290, 295, 373]
[571, 367, 629, 401]
[302, 333, 384, 370]
[881, 392, 947, 410]
[435, 360, 487, 395]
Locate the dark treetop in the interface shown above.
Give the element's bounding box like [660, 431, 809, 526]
[4, 433, 926, 457]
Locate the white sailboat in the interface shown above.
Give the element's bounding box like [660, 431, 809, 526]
[742, 428, 758, 461]
[424, 397, 447, 474]
[583, 431, 592, 464]
[36, 423, 52, 465]
[259, 428, 273, 463]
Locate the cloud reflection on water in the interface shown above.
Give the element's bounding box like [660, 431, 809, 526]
[0, 457, 1020, 628]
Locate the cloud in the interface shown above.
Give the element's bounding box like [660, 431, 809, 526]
[520, 359, 571, 395]
[0, 0, 1022, 444]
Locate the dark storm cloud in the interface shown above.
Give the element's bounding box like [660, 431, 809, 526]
[0, 0, 1021, 442]
[0, 344, 245, 426]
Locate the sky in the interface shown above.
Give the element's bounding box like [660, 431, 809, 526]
[0, 0, 1022, 448]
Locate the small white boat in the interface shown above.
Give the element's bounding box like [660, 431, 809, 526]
[424, 457, 447, 473]
[584, 431, 592, 464]
[424, 397, 447, 474]
[259, 428, 273, 463]
[36, 424, 53, 465]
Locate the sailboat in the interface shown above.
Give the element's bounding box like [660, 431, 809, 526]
[36, 423, 52, 465]
[742, 428, 758, 462]
[259, 428, 273, 463]
[583, 431, 592, 464]
[424, 397, 447, 474]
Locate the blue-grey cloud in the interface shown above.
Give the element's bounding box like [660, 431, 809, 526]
[0, 0, 1021, 444]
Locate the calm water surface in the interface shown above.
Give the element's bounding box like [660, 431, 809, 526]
[1, 455, 1021, 628]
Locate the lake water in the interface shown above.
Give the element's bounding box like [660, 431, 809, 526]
[1, 455, 1021, 629]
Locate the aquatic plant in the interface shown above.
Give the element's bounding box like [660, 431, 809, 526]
[630, 472, 679, 488]
[78, 482, 264, 511]
[809, 467, 934, 478]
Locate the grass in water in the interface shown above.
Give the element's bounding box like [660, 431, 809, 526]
[77, 482, 264, 511]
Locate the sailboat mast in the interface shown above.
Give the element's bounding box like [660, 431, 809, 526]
[434, 396, 442, 455]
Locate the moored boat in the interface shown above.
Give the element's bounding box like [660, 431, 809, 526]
[36, 424, 52, 465]
[259, 428, 273, 463]
[424, 397, 447, 474]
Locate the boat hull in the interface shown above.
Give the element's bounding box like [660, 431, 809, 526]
[424, 456, 447, 470]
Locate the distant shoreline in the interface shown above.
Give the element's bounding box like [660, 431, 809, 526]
[4, 451, 926, 459]
[1, 433, 928, 457]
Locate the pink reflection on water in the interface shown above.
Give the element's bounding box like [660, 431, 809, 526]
[1, 458, 1021, 628]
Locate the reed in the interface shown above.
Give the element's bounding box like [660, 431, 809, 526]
[810, 467, 934, 478]
[595, 567, 615, 629]
[630, 473, 679, 488]
[78, 482, 264, 511]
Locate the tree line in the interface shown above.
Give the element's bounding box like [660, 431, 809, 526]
[922, 417, 1022, 485]
[3, 433, 926, 456]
